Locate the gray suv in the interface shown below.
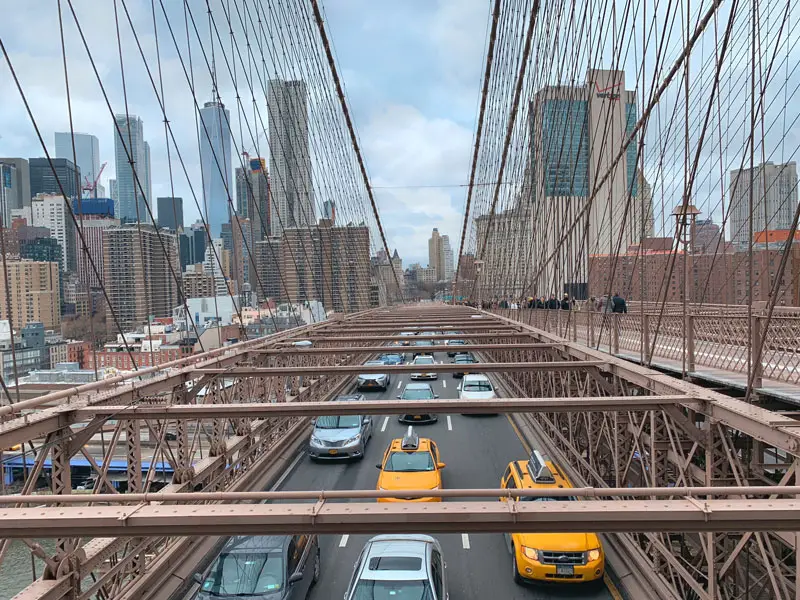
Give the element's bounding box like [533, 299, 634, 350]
[308, 395, 373, 460]
[344, 534, 448, 599]
[195, 534, 319, 600]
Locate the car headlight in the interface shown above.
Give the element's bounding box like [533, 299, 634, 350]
[310, 435, 322, 446]
[343, 434, 361, 446]
[587, 548, 601, 562]
[522, 547, 539, 561]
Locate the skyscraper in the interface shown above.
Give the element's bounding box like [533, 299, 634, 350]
[157, 197, 184, 232]
[268, 80, 313, 237]
[428, 228, 444, 281]
[113, 114, 149, 223]
[71, 198, 119, 288]
[54, 132, 100, 195]
[442, 235, 454, 282]
[103, 224, 179, 331]
[323, 200, 336, 224]
[730, 161, 798, 248]
[25, 193, 78, 273]
[522, 68, 652, 298]
[0, 162, 17, 226]
[0, 158, 30, 210]
[236, 156, 270, 239]
[109, 178, 118, 204]
[199, 100, 232, 237]
[29, 157, 81, 199]
[0, 260, 61, 329]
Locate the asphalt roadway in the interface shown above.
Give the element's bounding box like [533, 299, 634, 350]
[270, 349, 615, 600]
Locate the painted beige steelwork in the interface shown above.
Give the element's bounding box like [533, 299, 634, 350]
[5, 304, 800, 600]
[1, 499, 800, 538]
[76, 396, 696, 419]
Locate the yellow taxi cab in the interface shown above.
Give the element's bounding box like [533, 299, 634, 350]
[501, 450, 604, 586]
[376, 427, 445, 502]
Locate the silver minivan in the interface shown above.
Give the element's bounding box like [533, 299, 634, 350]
[308, 395, 373, 460]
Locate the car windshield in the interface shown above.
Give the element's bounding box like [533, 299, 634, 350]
[365, 361, 385, 367]
[315, 416, 361, 429]
[414, 357, 434, 365]
[401, 388, 434, 400]
[463, 382, 493, 392]
[414, 340, 433, 346]
[384, 451, 434, 472]
[201, 551, 284, 596]
[351, 579, 434, 600]
[448, 340, 465, 344]
[455, 357, 475, 363]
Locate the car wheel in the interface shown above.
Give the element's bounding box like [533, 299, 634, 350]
[512, 546, 524, 585]
[311, 548, 320, 586]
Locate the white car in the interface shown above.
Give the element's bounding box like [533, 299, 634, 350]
[458, 374, 497, 415]
[410, 355, 438, 380]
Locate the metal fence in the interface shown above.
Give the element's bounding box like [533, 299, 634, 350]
[491, 308, 800, 386]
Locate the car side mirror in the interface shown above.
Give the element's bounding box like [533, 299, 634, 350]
[288, 572, 304, 585]
[192, 573, 204, 585]
[376, 464, 383, 469]
[437, 462, 446, 469]
[363, 417, 370, 424]
[396, 395, 401, 399]
[434, 394, 439, 399]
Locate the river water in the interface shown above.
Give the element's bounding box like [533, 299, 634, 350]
[0, 540, 56, 600]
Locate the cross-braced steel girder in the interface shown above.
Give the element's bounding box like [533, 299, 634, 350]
[6, 305, 800, 600]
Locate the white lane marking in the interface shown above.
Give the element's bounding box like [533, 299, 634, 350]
[446, 415, 453, 431]
[396, 380, 402, 389]
[339, 534, 350, 548]
[442, 380, 446, 389]
[270, 451, 304, 491]
[461, 534, 470, 549]
[381, 416, 389, 432]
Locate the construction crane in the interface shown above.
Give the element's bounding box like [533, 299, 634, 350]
[82, 161, 107, 198]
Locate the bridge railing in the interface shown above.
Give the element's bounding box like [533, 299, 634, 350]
[490, 308, 800, 386]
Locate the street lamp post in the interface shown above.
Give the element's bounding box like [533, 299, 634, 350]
[474, 260, 485, 309]
[672, 203, 700, 378]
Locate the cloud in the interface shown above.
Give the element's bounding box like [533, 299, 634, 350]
[362, 104, 473, 264]
[1, 0, 488, 267]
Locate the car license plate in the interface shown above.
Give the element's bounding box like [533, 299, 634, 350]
[413, 416, 421, 420]
[556, 565, 574, 575]
[328, 449, 338, 455]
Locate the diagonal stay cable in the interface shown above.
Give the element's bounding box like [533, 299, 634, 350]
[308, 0, 404, 301]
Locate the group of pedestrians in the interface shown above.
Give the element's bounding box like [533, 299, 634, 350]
[461, 292, 629, 314]
[586, 293, 628, 314]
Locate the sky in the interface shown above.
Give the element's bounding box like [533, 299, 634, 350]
[0, 0, 490, 267]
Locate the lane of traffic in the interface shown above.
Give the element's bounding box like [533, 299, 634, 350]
[276, 348, 612, 599]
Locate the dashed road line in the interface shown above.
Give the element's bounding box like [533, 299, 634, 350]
[461, 534, 470, 549]
[446, 415, 453, 431]
[396, 380, 402, 389]
[339, 535, 350, 548]
[381, 416, 389, 432]
[442, 380, 446, 388]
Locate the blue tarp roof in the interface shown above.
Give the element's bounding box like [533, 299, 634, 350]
[3, 455, 174, 472]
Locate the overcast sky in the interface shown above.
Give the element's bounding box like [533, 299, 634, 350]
[0, 0, 489, 267]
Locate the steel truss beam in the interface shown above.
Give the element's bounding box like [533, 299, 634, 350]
[2, 499, 800, 537]
[284, 333, 534, 342]
[258, 343, 558, 354]
[76, 396, 697, 419]
[195, 361, 607, 377]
